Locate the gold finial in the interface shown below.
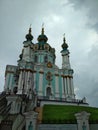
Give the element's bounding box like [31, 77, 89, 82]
[42, 23, 44, 35]
[29, 24, 32, 34]
[63, 33, 66, 43]
[42, 23, 44, 28]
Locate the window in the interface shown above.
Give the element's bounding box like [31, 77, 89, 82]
[46, 87, 51, 97]
[44, 55, 48, 63]
[34, 55, 38, 63]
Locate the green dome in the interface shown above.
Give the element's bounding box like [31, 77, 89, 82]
[25, 28, 33, 41]
[61, 37, 68, 50]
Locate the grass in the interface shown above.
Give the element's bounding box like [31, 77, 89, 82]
[42, 105, 98, 124]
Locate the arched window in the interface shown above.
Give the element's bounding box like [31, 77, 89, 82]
[44, 55, 48, 63]
[34, 55, 38, 63]
[46, 87, 51, 97]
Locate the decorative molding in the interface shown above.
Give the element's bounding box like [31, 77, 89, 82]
[5, 71, 14, 76]
[61, 75, 73, 78]
[47, 61, 53, 68]
[19, 69, 36, 73]
[55, 74, 59, 76]
[39, 71, 44, 74]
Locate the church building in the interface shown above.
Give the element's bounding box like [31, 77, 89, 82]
[0, 26, 98, 130]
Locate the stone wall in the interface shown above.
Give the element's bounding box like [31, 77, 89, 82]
[90, 124, 98, 130]
[38, 124, 77, 130]
[38, 124, 98, 130]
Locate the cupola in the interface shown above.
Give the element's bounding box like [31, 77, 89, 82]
[25, 27, 33, 41]
[61, 34, 68, 51]
[37, 27, 48, 43]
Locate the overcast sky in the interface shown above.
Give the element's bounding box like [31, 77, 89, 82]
[0, 0, 98, 107]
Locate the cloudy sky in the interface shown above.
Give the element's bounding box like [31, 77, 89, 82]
[0, 0, 98, 107]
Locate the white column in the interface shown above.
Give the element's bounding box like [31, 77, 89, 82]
[5, 74, 10, 90]
[67, 77, 70, 95]
[65, 77, 68, 95]
[33, 73, 36, 89]
[18, 71, 23, 94]
[61, 77, 65, 98]
[68, 56, 71, 69]
[27, 71, 31, 92]
[55, 76, 59, 98]
[26, 71, 30, 94]
[24, 71, 27, 93]
[38, 73, 43, 96]
[32, 73, 34, 89]
[69, 77, 72, 95]
[62, 55, 66, 68]
[71, 78, 74, 96]
[21, 71, 25, 94]
[64, 77, 67, 96]
[28, 72, 33, 91]
[29, 72, 32, 90]
[9, 74, 13, 90]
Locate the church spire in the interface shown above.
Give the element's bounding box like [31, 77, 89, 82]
[25, 26, 33, 41]
[61, 34, 71, 69]
[61, 34, 68, 51]
[41, 23, 44, 35]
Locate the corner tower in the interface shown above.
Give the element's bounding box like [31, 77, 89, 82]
[61, 35, 71, 69]
[17, 27, 34, 96]
[61, 35, 75, 100]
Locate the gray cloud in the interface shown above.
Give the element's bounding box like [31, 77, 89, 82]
[74, 43, 98, 107]
[68, 0, 98, 33]
[66, 0, 98, 107]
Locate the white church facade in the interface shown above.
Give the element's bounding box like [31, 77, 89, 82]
[5, 27, 75, 101]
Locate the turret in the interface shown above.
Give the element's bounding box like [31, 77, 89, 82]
[61, 34, 71, 69]
[21, 27, 34, 62]
[17, 28, 34, 98]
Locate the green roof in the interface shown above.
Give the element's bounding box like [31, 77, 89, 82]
[42, 105, 98, 124]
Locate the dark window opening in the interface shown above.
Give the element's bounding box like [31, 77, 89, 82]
[44, 55, 48, 63]
[46, 87, 51, 97]
[34, 55, 38, 63]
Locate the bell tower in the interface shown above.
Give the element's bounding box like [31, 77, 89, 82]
[17, 27, 34, 98]
[61, 35, 75, 99]
[61, 34, 71, 69]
